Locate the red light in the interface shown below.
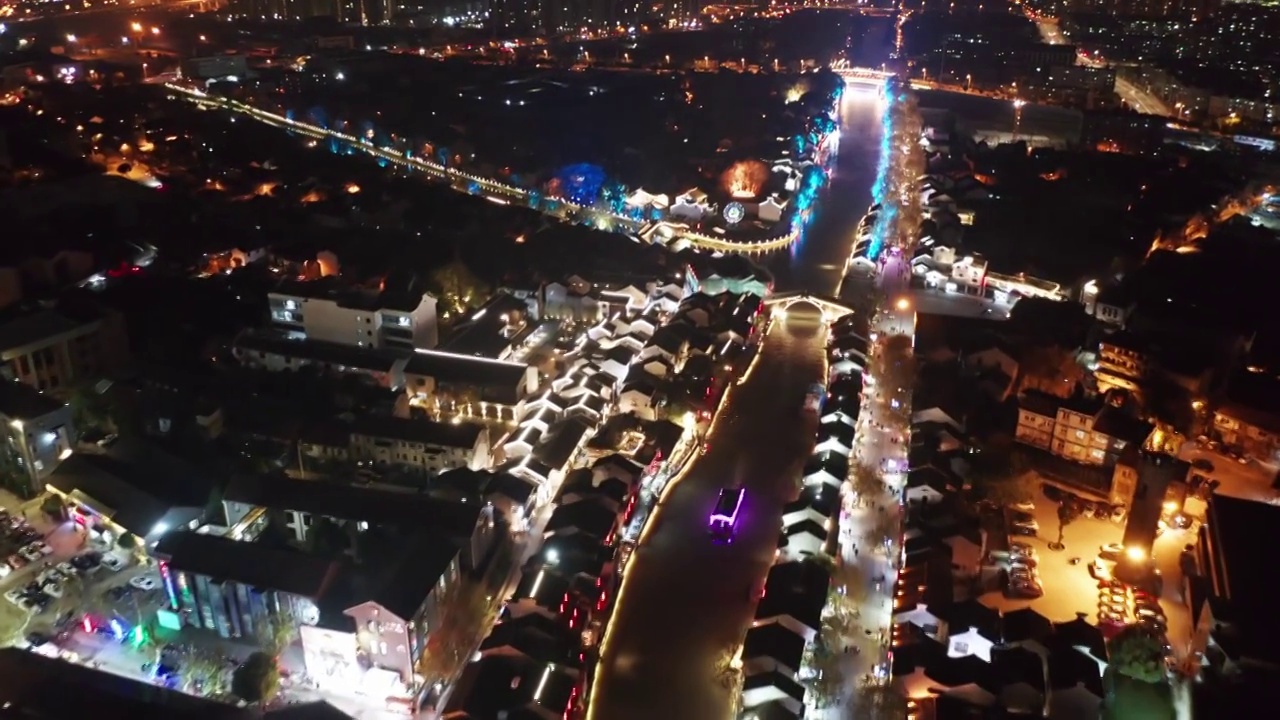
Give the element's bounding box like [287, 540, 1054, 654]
[83, 616, 93, 633]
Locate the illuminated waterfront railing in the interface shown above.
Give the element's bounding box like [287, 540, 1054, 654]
[166, 83, 805, 256]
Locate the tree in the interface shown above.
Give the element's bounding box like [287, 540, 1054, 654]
[183, 648, 230, 697]
[803, 633, 846, 709]
[41, 496, 66, 522]
[308, 516, 350, 557]
[117, 533, 138, 550]
[831, 559, 868, 606]
[1053, 498, 1082, 550]
[418, 579, 493, 684]
[980, 469, 1039, 507]
[851, 683, 911, 720]
[0, 450, 32, 500]
[1105, 624, 1175, 720]
[257, 612, 298, 658]
[1108, 624, 1167, 683]
[68, 383, 111, 431]
[851, 461, 882, 500]
[231, 651, 280, 706]
[428, 258, 489, 320]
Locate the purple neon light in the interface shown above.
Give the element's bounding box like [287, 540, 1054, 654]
[708, 489, 745, 527]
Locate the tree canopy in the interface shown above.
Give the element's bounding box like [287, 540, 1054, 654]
[231, 651, 280, 705]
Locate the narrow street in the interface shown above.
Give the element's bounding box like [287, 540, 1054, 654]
[814, 252, 917, 717]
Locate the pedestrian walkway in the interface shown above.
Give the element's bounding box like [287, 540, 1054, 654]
[810, 274, 916, 718]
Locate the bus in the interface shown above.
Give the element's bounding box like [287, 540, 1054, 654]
[708, 487, 745, 543]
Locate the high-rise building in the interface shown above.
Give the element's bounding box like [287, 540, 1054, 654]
[227, 0, 382, 24]
[1066, 0, 1219, 19]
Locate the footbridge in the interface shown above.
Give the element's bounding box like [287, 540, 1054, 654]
[831, 63, 895, 88]
[765, 292, 859, 323]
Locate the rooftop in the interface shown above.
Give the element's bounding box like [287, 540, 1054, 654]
[224, 475, 481, 541]
[0, 648, 347, 720]
[271, 275, 432, 314]
[236, 330, 402, 374]
[45, 449, 215, 536]
[440, 293, 532, 359]
[153, 530, 340, 599]
[351, 415, 485, 448]
[443, 655, 577, 720]
[755, 560, 830, 633]
[403, 349, 530, 403]
[0, 308, 95, 356]
[1201, 494, 1280, 665]
[0, 379, 64, 420]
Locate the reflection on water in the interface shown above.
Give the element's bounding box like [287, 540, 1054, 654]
[769, 92, 885, 295]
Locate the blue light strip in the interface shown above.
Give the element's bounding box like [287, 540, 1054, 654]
[866, 87, 897, 262]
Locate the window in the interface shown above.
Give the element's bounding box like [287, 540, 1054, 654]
[1075, 429, 1086, 440]
[378, 641, 388, 655]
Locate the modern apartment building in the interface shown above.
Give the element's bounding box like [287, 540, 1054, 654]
[268, 278, 439, 351]
[299, 415, 491, 475]
[154, 527, 460, 697]
[0, 306, 129, 393]
[220, 475, 497, 572]
[1015, 390, 1153, 467]
[0, 380, 75, 489]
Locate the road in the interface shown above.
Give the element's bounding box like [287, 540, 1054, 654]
[1034, 16, 1170, 117]
[589, 307, 827, 720]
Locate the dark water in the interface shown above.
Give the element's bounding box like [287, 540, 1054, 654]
[769, 88, 885, 295]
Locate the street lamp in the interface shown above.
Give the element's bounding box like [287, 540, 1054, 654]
[895, 298, 910, 311]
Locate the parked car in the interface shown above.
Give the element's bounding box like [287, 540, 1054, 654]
[101, 555, 127, 572]
[70, 552, 101, 571]
[42, 582, 62, 599]
[1141, 615, 1168, 632]
[1010, 582, 1043, 599]
[19, 545, 42, 563]
[1042, 483, 1066, 502]
[6, 554, 25, 570]
[129, 576, 159, 592]
[1010, 523, 1037, 537]
[1008, 515, 1039, 532]
[1009, 500, 1036, 514]
[56, 562, 76, 577]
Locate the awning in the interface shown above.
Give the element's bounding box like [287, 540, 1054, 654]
[67, 489, 116, 521]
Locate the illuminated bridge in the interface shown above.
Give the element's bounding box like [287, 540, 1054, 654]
[831, 63, 895, 88]
[765, 291, 859, 323]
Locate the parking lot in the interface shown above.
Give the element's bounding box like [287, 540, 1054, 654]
[0, 503, 163, 652]
[979, 475, 1193, 660]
